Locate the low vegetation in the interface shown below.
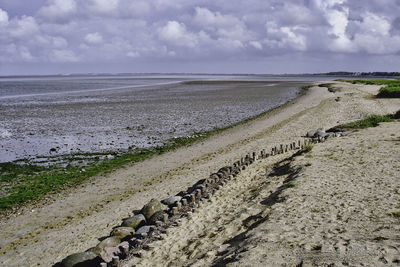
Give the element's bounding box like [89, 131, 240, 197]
[340, 115, 395, 129]
[0, 132, 214, 212]
[336, 79, 400, 98]
[303, 144, 313, 152]
[329, 110, 399, 132]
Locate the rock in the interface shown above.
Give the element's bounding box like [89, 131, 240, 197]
[148, 211, 165, 225]
[86, 246, 102, 256]
[306, 130, 316, 137]
[194, 184, 205, 191]
[161, 196, 182, 206]
[122, 214, 146, 229]
[141, 199, 163, 220]
[96, 236, 121, 250]
[176, 191, 186, 197]
[110, 227, 135, 239]
[326, 132, 336, 138]
[194, 178, 207, 186]
[100, 246, 121, 263]
[136, 225, 152, 235]
[60, 252, 98, 267]
[315, 130, 326, 138]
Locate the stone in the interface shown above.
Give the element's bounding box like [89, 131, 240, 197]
[100, 246, 121, 263]
[195, 184, 206, 193]
[314, 129, 326, 137]
[194, 178, 207, 186]
[96, 236, 121, 250]
[86, 246, 103, 256]
[326, 132, 336, 138]
[122, 214, 146, 229]
[161, 196, 182, 206]
[148, 210, 165, 225]
[306, 130, 316, 137]
[141, 199, 163, 220]
[60, 252, 98, 267]
[136, 225, 152, 235]
[110, 227, 135, 239]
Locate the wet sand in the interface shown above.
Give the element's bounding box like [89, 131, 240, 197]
[0, 81, 399, 266]
[0, 79, 303, 163]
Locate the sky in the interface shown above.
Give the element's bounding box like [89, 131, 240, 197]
[0, 0, 400, 75]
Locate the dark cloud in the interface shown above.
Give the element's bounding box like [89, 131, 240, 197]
[0, 0, 399, 74]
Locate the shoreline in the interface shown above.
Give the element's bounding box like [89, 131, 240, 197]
[0, 83, 308, 213]
[0, 81, 399, 266]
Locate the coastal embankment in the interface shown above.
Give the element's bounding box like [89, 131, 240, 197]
[0, 81, 399, 266]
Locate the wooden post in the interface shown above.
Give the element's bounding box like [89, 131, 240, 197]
[112, 256, 119, 266]
[182, 198, 188, 206]
[122, 244, 129, 256]
[171, 206, 178, 215]
[191, 193, 196, 202]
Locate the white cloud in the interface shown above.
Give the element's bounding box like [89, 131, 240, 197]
[249, 41, 262, 50]
[325, 8, 355, 52]
[87, 0, 119, 15]
[9, 16, 39, 39]
[38, 0, 77, 21]
[52, 36, 68, 48]
[352, 12, 400, 54]
[19, 46, 34, 61]
[50, 49, 80, 62]
[158, 21, 198, 48]
[357, 12, 391, 36]
[193, 7, 249, 41]
[84, 32, 103, 45]
[124, 0, 151, 17]
[127, 51, 139, 58]
[266, 22, 307, 51]
[1, 0, 400, 71]
[0, 8, 9, 26]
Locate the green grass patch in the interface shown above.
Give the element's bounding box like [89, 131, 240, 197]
[303, 144, 313, 152]
[392, 211, 400, 218]
[0, 132, 217, 211]
[328, 110, 400, 133]
[285, 183, 296, 188]
[340, 114, 395, 129]
[336, 79, 400, 98]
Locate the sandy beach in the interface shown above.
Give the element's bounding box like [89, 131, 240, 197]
[0, 81, 399, 266]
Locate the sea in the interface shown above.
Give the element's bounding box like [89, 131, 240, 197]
[0, 74, 338, 165]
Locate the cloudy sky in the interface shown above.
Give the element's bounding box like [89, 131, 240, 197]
[0, 0, 400, 75]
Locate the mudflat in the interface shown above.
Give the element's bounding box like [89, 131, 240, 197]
[1, 81, 399, 266]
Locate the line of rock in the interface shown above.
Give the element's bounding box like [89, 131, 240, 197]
[56, 132, 340, 267]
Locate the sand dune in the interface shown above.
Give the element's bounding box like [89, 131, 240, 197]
[0, 81, 399, 266]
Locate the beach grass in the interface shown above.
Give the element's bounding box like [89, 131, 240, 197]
[340, 115, 395, 129]
[329, 110, 400, 132]
[336, 79, 400, 98]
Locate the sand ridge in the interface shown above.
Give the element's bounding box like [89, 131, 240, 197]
[0, 81, 399, 266]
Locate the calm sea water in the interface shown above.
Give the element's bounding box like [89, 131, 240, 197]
[0, 74, 336, 164]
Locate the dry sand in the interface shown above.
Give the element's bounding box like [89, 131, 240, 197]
[0, 81, 399, 266]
